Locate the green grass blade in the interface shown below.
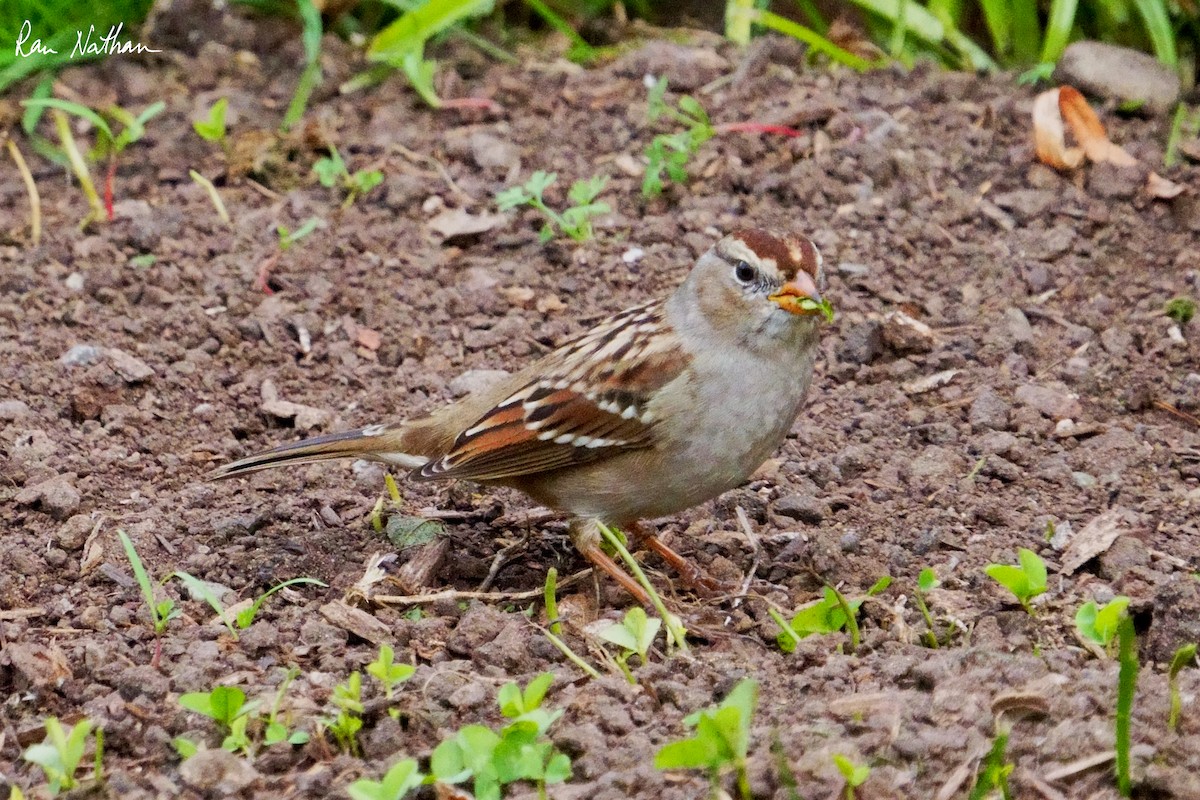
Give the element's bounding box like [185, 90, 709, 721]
[22, 98, 113, 142]
[753, 10, 876, 71]
[846, 0, 944, 43]
[1040, 0, 1079, 65]
[1131, 0, 1178, 67]
[1010, 0, 1042, 64]
[118, 530, 160, 629]
[977, 0, 1011, 57]
[791, 0, 829, 34]
[1115, 616, 1137, 796]
[368, 0, 494, 61]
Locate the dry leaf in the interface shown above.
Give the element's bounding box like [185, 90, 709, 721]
[427, 207, 504, 239]
[1060, 508, 1137, 573]
[1147, 171, 1187, 199]
[1033, 89, 1084, 170]
[1033, 86, 1140, 170]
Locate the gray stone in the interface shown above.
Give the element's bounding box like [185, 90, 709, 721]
[1100, 327, 1134, 356]
[1015, 383, 1082, 419]
[839, 320, 884, 365]
[969, 387, 1011, 431]
[991, 190, 1057, 223]
[1055, 41, 1181, 115]
[1004, 307, 1033, 343]
[470, 132, 520, 171]
[60, 344, 103, 367]
[179, 748, 259, 793]
[56, 514, 94, 550]
[0, 399, 31, 420]
[106, 347, 155, 383]
[15, 473, 81, 520]
[773, 493, 828, 524]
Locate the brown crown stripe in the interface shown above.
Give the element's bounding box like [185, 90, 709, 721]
[730, 229, 818, 280]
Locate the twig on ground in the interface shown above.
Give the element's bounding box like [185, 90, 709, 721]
[7, 139, 41, 244]
[732, 506, 761, 610]
[373, 569, 591, 607]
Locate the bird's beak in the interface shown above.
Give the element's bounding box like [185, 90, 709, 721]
[768, 272, 823, 316]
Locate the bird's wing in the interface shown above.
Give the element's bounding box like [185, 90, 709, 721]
[416, 300, 691, 482]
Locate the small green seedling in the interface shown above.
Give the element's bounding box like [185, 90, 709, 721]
[433, 674, 571, 800]
[193, 97, 229, 148]
[324, 671, 365, 756]
[914, 567, 940, 648]
[1168, 643, 1197, 731]
[367, 644, 416, 715]
[656, 678, 758, 800]
[773, 577, 892, 653]
[1165, 297, 1196, 325]
[642, 77, 714, 198]
[347, 758, 425, 800]
[984, 548, 1047, 614]
[833, 754, 870, 800]
[263, 666, 310, 748]
[596, 522, 689, 652]
[597, 607, 662, 683]
[496, 171, 610, 243]
[313, 145, 384, 208]
[968, 729, 1013, 800]
[365, 0, 494, 108]
[118, 530, 181, 653]
[172, 572, 326, 640]
[1116, 615, 1138, 796]
[179, 685, 260, 756]
[278, 217, 321, 251]
[1075, 596, 1132, 649]
[22, 717, 103, 796]
[497, 672, 559, 730]
[22, 98, 165, 223]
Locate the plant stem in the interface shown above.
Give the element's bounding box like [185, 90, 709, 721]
[829, 585, 860, 651]
[104, 157, 116, 221]
[715, 122, 803, 137]
[1116, 616, 1138, 796]
[598, 523, 689, 653]
[189, 170, 231, 225]
[544, 567, 562, 637]
[914, 592, 939, 648]
[543, 628, 601, 679]
[6, 138, 41, 245]
[52, 109, 104, 224]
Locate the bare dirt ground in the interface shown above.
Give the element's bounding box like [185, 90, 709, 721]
[3, 9, 1200, 800]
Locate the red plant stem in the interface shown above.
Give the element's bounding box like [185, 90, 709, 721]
[255, 251, 281, 295]
[104, 158, 116, 221]
[440, 97, 504, 114]
[715, 122, 804, 137]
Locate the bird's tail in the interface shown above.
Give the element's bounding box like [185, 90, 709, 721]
[208, 424, 428, 480]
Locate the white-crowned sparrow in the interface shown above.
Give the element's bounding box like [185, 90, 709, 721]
[212, 229, 828, 603]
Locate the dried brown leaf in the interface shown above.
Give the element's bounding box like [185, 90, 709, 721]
[1058, 86, 1137, 167]
[1033, 89, 1085, 170]
[1147, 171, 1187, 199]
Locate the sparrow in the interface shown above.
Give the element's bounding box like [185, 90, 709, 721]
[211, 229, 828, 604]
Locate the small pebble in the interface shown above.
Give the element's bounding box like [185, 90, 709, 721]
[65, 273, 85, 292]
[60, 344, 104, 367]
[622, 247, 645, 264]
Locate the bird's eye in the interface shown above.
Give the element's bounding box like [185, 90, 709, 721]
[733, 261, 756, 284]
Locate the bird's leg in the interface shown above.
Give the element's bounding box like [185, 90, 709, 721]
[626, 520, 730, 597]
[568, 519, 651, 606]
